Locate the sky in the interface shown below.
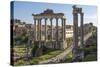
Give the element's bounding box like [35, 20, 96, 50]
[11, 1, 97, 26]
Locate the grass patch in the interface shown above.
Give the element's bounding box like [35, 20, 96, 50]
[83, 54, 97, 61]
[14, 49, 63, 65]
[64, 51, 72, 62]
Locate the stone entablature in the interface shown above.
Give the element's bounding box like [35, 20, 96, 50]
[32, 9, 64, 19]
[32, 13, 64, 18]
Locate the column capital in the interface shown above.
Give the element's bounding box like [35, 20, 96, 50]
[39, 18, 42, 20]
[55, 18, 58, 20]
[80, 12, 84, 16]
[50, 18, 53, 21]
[34, 18, 37, 20]
[73, 12, 78, 15]
[45, 18, 47, 41]
[50, 18, 53, 41]
[34, 19, 37, 23]
[44, 18, 48, 20]
[63, 18, 66, 20]
[56, 17, 59, 41]
[36, 18, 42, 21]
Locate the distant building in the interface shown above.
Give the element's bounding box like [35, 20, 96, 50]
[65, 25, 73, 38]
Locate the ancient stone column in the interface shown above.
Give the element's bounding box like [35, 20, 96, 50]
[37, 19, 40, 41]
[39, 19, 42, 48]
[63, 18, 66, 40]
[61, 18, 65, 49]
[56, 18, 58, 41]
[50, 18, 53, 41]
[80, 13, 84, 48]
[80, 12, 84, 59]
[39, 19, 42, 41]
[73, 13, 78, 48]
[72, 5, 79, 60]
[62, 18, 64, 41]
[56, 18, 58, 49]
[45, 18, 47, 45]
[37, 19, 40, 48]
[34, 19, 37, 41]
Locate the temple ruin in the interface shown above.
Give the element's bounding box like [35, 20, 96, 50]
[32, 9, 67, 50]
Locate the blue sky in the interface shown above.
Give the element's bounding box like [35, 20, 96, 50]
[12, 1, 97, 26]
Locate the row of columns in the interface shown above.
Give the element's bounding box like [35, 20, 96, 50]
[34, 18, 66, 49]
[34, 18, 66, 42]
